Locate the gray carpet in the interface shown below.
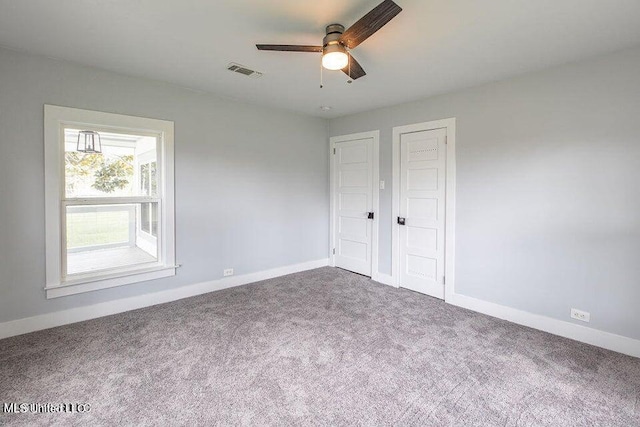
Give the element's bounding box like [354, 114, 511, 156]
[1, 267, 639, 426]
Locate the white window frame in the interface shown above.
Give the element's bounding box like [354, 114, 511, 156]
[44, 105, 176, 299]
[138, 159, 159, 238]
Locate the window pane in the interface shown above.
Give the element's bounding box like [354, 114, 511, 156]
[66, 206, 130, 249]
[140, 163, 149, 195]
[150, 162, 157, 196]
[140, 203, 150, 234]
[66, 204, 158, 276]
[64, 128, 157, 198]
[151, 202, 158, 237]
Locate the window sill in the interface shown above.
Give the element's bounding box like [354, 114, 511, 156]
[45, 265, 177, 299]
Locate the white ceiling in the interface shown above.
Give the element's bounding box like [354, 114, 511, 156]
[1, 0, 640, 118]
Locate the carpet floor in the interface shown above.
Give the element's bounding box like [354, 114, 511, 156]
[1, 267, 639, 426]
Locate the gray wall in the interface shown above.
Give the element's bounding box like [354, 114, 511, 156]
[2, 44, 639, 342]
[329, 47, 640, 340]
[0, 47, 329, 323]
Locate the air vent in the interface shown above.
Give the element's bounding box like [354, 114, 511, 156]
[227, 63, 263, 78]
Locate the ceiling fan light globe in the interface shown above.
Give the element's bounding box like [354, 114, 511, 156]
[322, 51, 349, 71]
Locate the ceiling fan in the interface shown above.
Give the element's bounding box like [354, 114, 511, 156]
[256, 0, 402, 81]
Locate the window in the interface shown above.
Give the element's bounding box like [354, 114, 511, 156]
[139, 160, 158, 237]
[44, 105, 175, 298]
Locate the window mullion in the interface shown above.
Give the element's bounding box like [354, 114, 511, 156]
[63, 197, 160, 206]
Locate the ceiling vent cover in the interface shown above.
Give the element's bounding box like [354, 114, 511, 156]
[227, 63, 263, 78]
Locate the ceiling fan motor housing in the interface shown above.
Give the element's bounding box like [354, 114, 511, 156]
[323, 24, 345, 50]
[322, 24, 349, 70]
[323, 23, 348, 70]
[325, 24, 345, 36]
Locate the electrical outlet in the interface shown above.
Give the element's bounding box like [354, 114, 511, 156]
[380, 180, 385, 190]
[570, 308, 590, 323]
[223, 268, 234, 277]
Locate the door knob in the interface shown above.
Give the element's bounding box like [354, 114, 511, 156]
[397, 217, 406, 225]
[367, 212, 374, 219]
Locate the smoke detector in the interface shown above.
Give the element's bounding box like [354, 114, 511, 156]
[227, 63, 263, 78]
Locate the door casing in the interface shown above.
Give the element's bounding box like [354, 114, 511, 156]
[329, 130, 380, 280]
[392, 118, 456, 302]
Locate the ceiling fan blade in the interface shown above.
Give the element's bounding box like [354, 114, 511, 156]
[340, 0, 402, 49]
[342, 54, 366, 80]
[256, 44, 323, 52]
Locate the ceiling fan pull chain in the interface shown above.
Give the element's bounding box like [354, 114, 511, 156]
[320, 58, 324, 89]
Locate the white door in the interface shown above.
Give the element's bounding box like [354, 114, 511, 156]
[398, 128, 447, 298]
[334, 138, 374, 276]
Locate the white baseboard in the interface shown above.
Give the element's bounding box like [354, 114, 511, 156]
[373, 273, 396, 288]
[5, 262, 637, 359]
[0, 258, 329, 340]
[448, 293, 640, 359]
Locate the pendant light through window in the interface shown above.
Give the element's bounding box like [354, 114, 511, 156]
[77, 130, 102, 153]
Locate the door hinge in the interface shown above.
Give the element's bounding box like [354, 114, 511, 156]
[333, 148, 336, 154]
[332, 248, 335, 255]
[443, 276, 446, 285]
[445, 136, 448, 144]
